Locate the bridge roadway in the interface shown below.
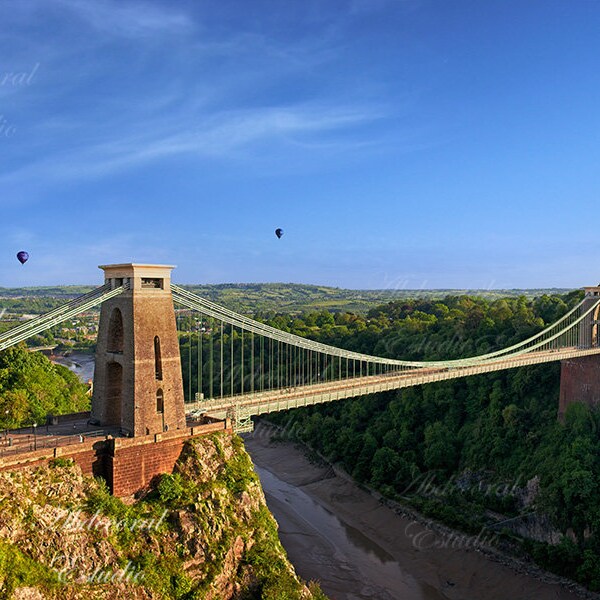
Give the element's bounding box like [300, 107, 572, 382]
[188, 346, 600, 420]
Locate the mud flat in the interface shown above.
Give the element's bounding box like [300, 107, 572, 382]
[244, 423, 594, 600]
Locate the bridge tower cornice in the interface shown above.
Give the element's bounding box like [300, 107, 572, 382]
[99, 263, 176, 293]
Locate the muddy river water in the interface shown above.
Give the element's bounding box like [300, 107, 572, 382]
[254, 463, 443, 600]
[244, 423, 588, 600]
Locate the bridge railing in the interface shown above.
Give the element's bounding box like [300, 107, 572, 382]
[0, 429, 108, 458]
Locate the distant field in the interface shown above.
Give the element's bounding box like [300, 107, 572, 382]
[0, 283, 574, 315]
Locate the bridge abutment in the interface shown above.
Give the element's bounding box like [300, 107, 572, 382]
[0, 420, 232, 497]
[559, 355, 600, 420]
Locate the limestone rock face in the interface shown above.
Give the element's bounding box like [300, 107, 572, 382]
[0, 434, 325, 600]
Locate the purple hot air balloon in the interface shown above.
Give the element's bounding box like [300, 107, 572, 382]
[16, 251, 29, 265]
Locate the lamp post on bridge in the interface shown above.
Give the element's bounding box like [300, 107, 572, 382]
[32, 423, 37, 450]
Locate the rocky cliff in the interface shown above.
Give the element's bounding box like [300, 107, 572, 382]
[0, 433, 327, 599]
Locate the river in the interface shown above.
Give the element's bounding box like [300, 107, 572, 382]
[253, 463, 443, 600]
[244, 423, 590, 600]
[52, 352, 96, 382]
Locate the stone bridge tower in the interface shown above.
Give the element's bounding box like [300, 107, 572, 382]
[90, 264, 186, 436]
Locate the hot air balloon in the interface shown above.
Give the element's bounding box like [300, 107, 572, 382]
[275, 228, 283, 239]
[16, 251, 29, 265]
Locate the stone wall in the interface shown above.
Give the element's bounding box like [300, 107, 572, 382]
[0, 420, 232, 497]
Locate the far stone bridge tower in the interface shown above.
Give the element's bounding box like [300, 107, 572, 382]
[90, 264, 186, 437]
[559, 285, 600, 419]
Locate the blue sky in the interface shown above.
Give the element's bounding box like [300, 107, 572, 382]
[0, 0, 599, 289]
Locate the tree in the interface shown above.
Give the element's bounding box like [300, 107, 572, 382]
[0, 345, 90, 427]
[352, 433, 377, 482]
[423, 421, 458, 474]
[370, 447, 401, 487]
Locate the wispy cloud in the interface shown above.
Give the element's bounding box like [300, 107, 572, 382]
[0, 102, 386, 187]
[0, 0, 407, 193]
[51, 0, 194, 38]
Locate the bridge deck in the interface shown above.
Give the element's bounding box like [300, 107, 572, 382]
[187, 346, 600, 420]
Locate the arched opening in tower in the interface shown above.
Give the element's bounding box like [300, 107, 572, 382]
[107, 308, 124, 353]
[154, 335, 163, 380]
[105, 362, 123, 427]
[156, 388, 164, 413]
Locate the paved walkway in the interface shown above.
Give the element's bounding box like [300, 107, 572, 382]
[0, 415, 119, 457]
[0, 414, 210, 457]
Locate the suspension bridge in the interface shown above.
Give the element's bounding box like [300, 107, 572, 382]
[1, 263, 599, 434]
